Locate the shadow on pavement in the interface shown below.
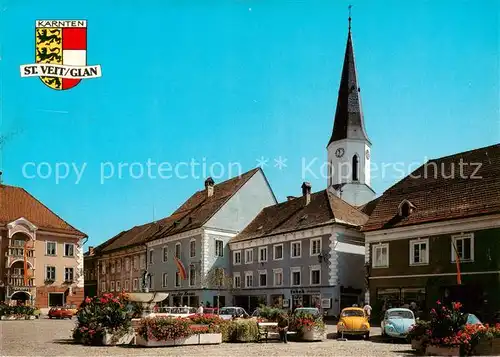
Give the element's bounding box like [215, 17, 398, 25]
[53, 339, 79, 345]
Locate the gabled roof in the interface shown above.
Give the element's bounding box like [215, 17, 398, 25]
[99, 168, 262, 253]
[328, 24, 370, 146]
[0, 184, 86, 237]
[231, 189, 368, 243]
[363, 144, 500, 232]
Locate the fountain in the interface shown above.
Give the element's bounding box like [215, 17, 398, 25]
[127, 270, 168, 318]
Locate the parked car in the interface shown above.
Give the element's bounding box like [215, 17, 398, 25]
[336, 307, 370, 339]
[65, 304, 78, 315]
[48, 307, 74, 319]
[381, 308, 416, 339]
[204, 307, 219, 315]
[293, 307, 321, 318]
[156, 306, 197, 318]
[218, 307, 249, 320]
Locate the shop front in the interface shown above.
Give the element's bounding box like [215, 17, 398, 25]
[290, 288, 322, 310]
[168, 291, 200, 307]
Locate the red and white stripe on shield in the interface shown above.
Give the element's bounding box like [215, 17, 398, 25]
[61, 27, 87, 90]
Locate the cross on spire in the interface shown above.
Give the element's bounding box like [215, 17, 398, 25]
[348, 5, 352, 32]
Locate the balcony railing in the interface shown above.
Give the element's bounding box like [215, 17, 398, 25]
[5, 249, 36, 268]
[8, 277, 35, 287]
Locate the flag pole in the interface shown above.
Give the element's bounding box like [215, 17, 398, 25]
[452, 241, 462, 285]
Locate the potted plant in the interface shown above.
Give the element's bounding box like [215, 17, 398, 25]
[290, 312, 326, 341]
[408, 319, 431, 352]
[472, 324, 500, 356]
[72, 293, 135, 346]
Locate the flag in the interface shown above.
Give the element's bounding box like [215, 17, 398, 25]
[453, 242, 462, 285]
[174, 257, 187, 280]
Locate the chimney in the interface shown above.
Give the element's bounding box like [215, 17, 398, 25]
[205, 177, 215, 198]
[0, 171, 3, 184]
[88, 246, 95, 256]
[301, 182, 311, 205]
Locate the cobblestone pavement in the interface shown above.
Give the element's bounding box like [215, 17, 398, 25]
[0, 319, 414, 356]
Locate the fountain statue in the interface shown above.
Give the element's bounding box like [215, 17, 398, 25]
[127, 269, 168, 318]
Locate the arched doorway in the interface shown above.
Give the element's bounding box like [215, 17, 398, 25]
[11, 291, 30, 305]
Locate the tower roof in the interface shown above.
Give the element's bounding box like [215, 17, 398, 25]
[328, 17, 371, 146]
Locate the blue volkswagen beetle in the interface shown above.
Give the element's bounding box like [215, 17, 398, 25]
[381, 308, 416, 339]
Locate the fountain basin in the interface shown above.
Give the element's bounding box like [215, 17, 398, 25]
[127, 292, 169, 303]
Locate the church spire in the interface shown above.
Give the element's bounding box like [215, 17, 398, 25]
[328, 8, 370, 146]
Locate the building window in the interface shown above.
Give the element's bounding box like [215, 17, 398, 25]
[452, 233, 474, 262]
[116, 259, 121, 272]
[140, 254, 146, 269]
[291, 241, 301, 258]
[310, 266, 320, 285]
[273, 244, 283, 260]
[245, 271, 253, 288]
[310, 238, 321, 256]
[372, 243, 389, 268]
[149, 250, 154, 264]
[215, 240, 224, 257]
[101, 281, 106, 292]
[410, 239, 429, 265]
[233, 250, 241, 265]
[291, 267, 301, 286]
[352, 155, 359, 181]
[163, 246, 168, 262]
[133, 256, 139, 270]
[189, 265, 196, 286]
[259, 270, 267, 287]
[175, 243, 181, 259]
[64, 267, 74, 282]
[125, 258, 130, 271]
[64, 243, 74, 257]
[124, 280, 130, 291]
[132, 279, 138, 291]
[233, 273, 241, 288]
[245, 249, 253, 264]
[190, 240, 196, 258]
[273, 268, 283, 287]
[162, 273, 168, 288]
[175, 272, 181, 287]
[111, 261, 115, 273]
[110, 281, 115, 292]
[116, 281, 121, 291]
[46, 242, 57, 256]
[258, 247, 268, 262]
[46, 266, 56, 281]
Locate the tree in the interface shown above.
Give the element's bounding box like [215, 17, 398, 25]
[203, 267, 233, 310]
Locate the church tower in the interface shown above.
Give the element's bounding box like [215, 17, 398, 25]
[327, 13, 375, 207]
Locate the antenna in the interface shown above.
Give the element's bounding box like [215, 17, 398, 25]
[153, 204, 156, 223]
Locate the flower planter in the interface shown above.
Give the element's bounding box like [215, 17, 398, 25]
[135, 333, 222, 347]
[25, 316, 36, 320]
[425, 344, 460, 356]
[102, 328, 135, 346]
[300, 329, 326, 341]
[411, 338, 424, 351]
[198, 333, 222, 345]
[474, 338, 500, 356]
[0, 315, 31, 320]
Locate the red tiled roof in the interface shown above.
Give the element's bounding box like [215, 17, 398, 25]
[0, 184, 86, 237]
[100, 168, 261, 253]
[363, 144, 500, 232]
[231, 190, 368, 243]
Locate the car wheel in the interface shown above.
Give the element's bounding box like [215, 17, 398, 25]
[49, 316, 52, 319]
[365, 332, 370, 340]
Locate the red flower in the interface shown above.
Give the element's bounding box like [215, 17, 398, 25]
[84, 297, 91, 304]
[453, 302, 462, 311]
[436, 300, 441, 305]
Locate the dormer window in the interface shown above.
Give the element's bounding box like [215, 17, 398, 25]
[398, 199, 416, 217]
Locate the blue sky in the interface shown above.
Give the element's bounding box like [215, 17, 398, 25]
[1, 0, 498, 247]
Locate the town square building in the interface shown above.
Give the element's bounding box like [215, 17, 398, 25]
[0, 179, 87, 309]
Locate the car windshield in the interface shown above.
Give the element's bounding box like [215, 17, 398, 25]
[341, 309, 365, 317]
[388, 310, 414, 319]
[219, 308, 235, 315]
[467, 314, 481, 325]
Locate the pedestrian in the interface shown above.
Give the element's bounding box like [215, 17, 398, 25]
[277, 312, 289, 343]
[363, 303, 372, 321]
[197, 303, 204, 315]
